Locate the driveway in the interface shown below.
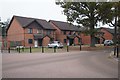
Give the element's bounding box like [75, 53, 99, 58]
[2, 50, 118, 78]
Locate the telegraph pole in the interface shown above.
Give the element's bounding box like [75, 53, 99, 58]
[114, 4, 117, 56]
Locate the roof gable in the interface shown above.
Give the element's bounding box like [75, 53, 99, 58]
[36, 19, 55, 30]
[26, 20, 43, 29]
[100, 27, 114, 34]
[14, 16, 34, 27]
[49, 20, 80, 31]
[13, 16, 55, 30]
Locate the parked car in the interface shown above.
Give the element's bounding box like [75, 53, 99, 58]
[104, 40, 114, 46]
[48, 41, 63, 48]
[16, 46, 24, 48]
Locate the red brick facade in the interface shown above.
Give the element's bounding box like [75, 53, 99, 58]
[7, 16, 114, 47]
[7, 16, 55, 48]
[81, 33, 91, 44]
[49, 21, 81, 45]
[80, 28, 114, 45]
[100, 28, 113, 40]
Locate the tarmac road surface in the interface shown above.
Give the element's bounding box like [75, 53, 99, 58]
[2, 50, 118, 78]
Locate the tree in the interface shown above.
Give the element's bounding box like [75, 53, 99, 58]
[98, 2, 120, 57]
[0, 18, 10, 49]
[56, 2, 112, 47]
[1, 18, 10, 37]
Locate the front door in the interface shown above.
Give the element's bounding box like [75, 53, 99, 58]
[38, 39, 43, 46]
[34, 40, 38, 47]
[69, 38, 74, 46]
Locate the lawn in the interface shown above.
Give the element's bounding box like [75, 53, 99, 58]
[16, 47, 68, 53]
[9, 44, 114, 53]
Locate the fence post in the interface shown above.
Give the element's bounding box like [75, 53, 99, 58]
[16, 47, 18, 52]
[18, 46, 20, 53]
[42, 46, 44, 53]
[22, 47, 24, 52]
[8, 47, 10, 53]
[54, 46, 57, 53]
[116, 45, 119, 58]
[114, 46, 116, 56]
[80, 43, 81, 51]
[30, 46, 32, 53]
[67, 46, 69, 52]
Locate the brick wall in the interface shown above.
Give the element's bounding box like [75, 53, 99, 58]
[49, 22, 62, 41]
[22, 22, 55, 47]
[81, 33, 91, 45]
[42, 36, 50, 46]
[101, 29, 113, 40]
[74, 37, 79, 45]
[7, 18, 24, 47]
[7, 18, 24, 41]
[24, 33, 34, 47]
[49, 22, 80, 45]
[81, 28, 113, 45]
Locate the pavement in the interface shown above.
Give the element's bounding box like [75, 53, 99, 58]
[2, 50, 118, 78]
[0, 52, 2, 80]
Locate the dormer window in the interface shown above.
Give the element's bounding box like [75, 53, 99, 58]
[69, 31, 72, 35]
[63, 31, 66, 35]
[37, 29, 43, 34]
[28, 28, 32, 34]
[46, 30, 51, 35]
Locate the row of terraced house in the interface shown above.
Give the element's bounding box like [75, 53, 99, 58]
[6, 16, 115, 48]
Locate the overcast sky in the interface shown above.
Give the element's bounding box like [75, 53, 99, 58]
[0, 0, 67, 22]
[0, 0, 112, 28]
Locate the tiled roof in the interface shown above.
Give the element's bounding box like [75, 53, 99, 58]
[100, 27, 120, 35]
[49, 20, 81, 31]
[14, 16, 55, 30]
[105, 28, 114, 34]
[36, 19, 55, 30]
[34, 34, 53, 39]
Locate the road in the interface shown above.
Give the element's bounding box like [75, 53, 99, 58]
[2, 50, 118, 78]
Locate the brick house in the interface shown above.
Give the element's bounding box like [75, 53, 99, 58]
[7, 16, 56, 48]
[81, 33, 91, 44]
[100, 27, 114, 40]
[80, 27, 115, 45]
[0, 27, 2, 48]
[49, 20, 81, 46]
[0, 27, 2, 42]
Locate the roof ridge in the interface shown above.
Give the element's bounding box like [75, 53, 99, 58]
[14, 15, 47, 21]
[49, 20, 68, 23]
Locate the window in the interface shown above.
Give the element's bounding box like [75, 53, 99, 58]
[78, 32, 80, 35]
[73, 31, 76, 35]
[37, 29, 43, 34]
[78, 38, 82, 44]
[28, 28, 32, 34]
[46, 30, 51, 35]
[64, 39, 67, 43]
[63, 31, 66, 35]
[78, 38, 81, 43]
[28, 39, 33, 44]
[69, 31, 72, 35]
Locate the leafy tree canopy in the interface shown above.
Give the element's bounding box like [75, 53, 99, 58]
[56, 2, 114, 47]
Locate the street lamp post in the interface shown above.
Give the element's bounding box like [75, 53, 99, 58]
[114, 3, 119, 58]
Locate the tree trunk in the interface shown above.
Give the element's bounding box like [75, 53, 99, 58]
[90, 13, 95, 47]
[90, 34, 96, 47]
